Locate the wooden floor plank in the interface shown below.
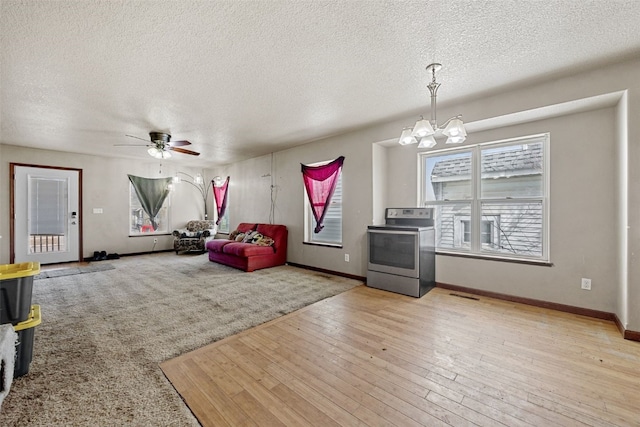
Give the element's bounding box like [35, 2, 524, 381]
[161, 286, 640, 427]
[177, 359, 254, 426]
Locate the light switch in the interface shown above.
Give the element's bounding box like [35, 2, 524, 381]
[93, 208, 103, 214]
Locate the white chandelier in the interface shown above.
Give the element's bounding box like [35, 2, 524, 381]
[398, 63, 467, 148]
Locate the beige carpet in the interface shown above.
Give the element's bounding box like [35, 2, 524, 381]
[0, 252, 362, 426]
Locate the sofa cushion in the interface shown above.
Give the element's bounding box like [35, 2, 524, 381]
[256, 224, 285, 242]
[222, 242, 275, 257]
[236, 223, 257, 233]
[206, 239, 232, 253]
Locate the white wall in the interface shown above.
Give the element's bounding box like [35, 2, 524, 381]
[371, 143, 388, 226]
[0, 145, 212, 262]
[215, 56, 640, 332]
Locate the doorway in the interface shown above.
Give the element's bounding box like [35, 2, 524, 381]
[11, 164, 82, 264]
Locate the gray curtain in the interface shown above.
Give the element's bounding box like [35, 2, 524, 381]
[127, 175, 172, 230]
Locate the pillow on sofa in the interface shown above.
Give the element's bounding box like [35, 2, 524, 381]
[229, 229, 240, 240]
[242, 231, 259, 243]
[234, 232, 246, 242]
[255, 235, 275, 247]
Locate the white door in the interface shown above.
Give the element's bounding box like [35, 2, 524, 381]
[13, 166, 81, 264]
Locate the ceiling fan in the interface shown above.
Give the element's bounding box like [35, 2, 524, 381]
[116, 132, 200, 159]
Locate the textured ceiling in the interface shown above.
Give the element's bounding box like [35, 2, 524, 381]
[2, 0, 640, 167]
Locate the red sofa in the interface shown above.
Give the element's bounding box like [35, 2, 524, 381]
[205, 223, 288, 272]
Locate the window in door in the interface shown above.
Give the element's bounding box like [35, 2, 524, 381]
[29, 176, 68, 253]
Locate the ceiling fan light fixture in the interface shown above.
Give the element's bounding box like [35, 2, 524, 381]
[148, 147, 171, 159]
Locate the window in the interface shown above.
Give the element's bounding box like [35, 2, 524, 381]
[28, 176, 68, 253]
[304, 168, 342, 246]
[420, 134, 548, 261]
[459, 219, 495, 244]
[217, 196, 230, 234]
[212, 176, 230, 234]
[129, 183, 170, 235]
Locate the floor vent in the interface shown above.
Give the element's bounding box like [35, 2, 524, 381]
[449, 293, 480, 301]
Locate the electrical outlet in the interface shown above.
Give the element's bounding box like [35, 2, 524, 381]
[153, 238, 158, 243]
[581, 278, 592, 290]
[344, 254, 349, 262]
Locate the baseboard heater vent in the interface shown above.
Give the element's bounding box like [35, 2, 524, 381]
[449, 293, 480, 301]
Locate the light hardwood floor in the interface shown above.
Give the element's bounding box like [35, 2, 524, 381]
[161, 286, 640, 427]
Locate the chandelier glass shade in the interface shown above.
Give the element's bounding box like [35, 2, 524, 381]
[399, 63, 466, 148]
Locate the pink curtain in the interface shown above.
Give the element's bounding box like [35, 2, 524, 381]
[301, 156, 345, 233]
[212, 176, 230, 225]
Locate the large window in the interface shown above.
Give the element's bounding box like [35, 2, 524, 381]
[129, 183, 170, 235]
[420, 134, 549, 261]
[304, 168, 342, 246]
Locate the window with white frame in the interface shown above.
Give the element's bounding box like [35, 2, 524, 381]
[304, 168, 343, 246]
[456, 217, 499, 247]
[420, 134, 549, 261]
[129, 183, 170, 235]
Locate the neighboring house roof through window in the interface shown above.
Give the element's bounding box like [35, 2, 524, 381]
[431, 144, 543, 182]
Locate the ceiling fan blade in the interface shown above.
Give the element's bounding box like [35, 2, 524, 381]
[169, 140, 191, 147]
[125, 134, 151, 143]
[114, 143, 149, 147]
[170, 147, 200, 156]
